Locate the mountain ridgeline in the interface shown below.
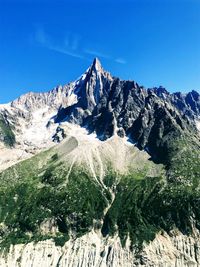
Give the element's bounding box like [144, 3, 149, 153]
[0, 58, 200, 267]
[55, 58, 200, 164]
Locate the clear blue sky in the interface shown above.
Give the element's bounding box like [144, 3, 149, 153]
[0, 0, 200, 103]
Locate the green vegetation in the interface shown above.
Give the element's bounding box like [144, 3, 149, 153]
[101, 136, 200, 249]
[102, 175, 163, 247]
[166, 138, 200, 186]
[0, 114, 15, 147]
[102, 175, 200, 249]
[0, 134, 200, 251]
[0, 152, 109, 249]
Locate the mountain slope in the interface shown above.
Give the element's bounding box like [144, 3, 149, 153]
[0, 58, 200, 267]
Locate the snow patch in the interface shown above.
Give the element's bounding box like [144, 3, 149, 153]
[195, 120, 200, 132]
[0, 106, 59, 172]
[0, 102, 11, 110]
[18, 107, 57, 148]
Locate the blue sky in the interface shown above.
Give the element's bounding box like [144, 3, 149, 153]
[0, 0, 200, 103]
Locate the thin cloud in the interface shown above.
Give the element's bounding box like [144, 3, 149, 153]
[64, 33, 81, 51]
[48, 45, 87, 60]
[34, 28, 87, 60]
[84, 49, 111, 59]
[85, 49, 127, 64]
[35, 28, 48, 45]
[48, 47, 85, 60]
[33, 28, 127, 64]
[115, 58, 127, 64]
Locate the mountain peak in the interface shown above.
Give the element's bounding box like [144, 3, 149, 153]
[91, 57, 102, 72]
[88, 57, 113, 81]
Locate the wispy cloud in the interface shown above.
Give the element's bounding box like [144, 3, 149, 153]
[33, 27, 127, 64]
[85, 49, 127, 64]
[84, 49, 111, 59]
[35, 28, 48, 45]
[64, 33, 81, 51]
[115, 58, 127, 64]
[47, 46, 87, 60]
[34, 28, 88, 60]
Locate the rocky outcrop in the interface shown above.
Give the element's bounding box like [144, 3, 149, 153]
[1, 230, 200, 267]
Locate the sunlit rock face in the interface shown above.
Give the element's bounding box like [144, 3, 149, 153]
[0, 58, 199, 167]
[1, 230, 200, 267]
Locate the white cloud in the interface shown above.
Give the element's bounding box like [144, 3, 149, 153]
[84, 49, 110, 59]
[115, 58, 127, 64]
[48, 45, 86, 60]
[33, 27, 127, 64]
[34, 27, 87, 60]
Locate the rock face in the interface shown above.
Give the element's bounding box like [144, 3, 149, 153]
[0, 84, 77, 171]
[1, 230, 200, 267]
[54, 59, 200, 164]
[0, 57, 199, 168]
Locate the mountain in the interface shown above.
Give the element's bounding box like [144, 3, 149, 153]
[0, 58, 200, 267]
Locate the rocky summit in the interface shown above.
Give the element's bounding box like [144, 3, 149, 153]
[0, 58, 200, 267]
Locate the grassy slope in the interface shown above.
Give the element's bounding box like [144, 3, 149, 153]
[0, 150, 110, 248]
[0, 134, 200, 250]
